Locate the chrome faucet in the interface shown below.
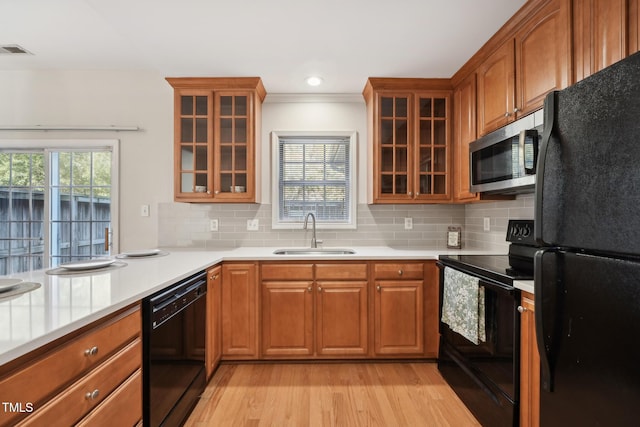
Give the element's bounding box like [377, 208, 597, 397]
[303, 212, 322, 248]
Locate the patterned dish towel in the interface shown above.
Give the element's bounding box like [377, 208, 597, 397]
[441, 267, 486, 345]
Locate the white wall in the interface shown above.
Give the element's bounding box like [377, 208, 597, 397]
[0, 69, 175, 251]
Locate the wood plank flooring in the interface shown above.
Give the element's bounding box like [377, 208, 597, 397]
[185, 362, 480, 426]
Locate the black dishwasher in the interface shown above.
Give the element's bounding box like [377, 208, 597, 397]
[142, 270, 207, 427]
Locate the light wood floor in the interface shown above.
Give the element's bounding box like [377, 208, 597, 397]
[185, 362, 481, 427]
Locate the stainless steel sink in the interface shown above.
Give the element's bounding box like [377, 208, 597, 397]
[273, 248, 356, 255]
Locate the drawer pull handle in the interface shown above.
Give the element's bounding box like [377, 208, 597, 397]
[517, 305, 527, 313]
[84, 346, 99, 357]
[85, 389, 100, 400]
[398, 269, 403, 276]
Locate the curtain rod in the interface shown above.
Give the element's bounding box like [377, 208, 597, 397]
[0, 125, 140, 132]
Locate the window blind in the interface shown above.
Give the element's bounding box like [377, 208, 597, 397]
[278, 136, 350, 223]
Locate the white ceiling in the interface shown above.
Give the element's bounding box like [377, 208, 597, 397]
[0, 0, 526, 94]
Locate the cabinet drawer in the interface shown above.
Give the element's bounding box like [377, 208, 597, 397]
[374, 263, 424, 280]
[261, 264, 314, 280]
[315, 263, 368, 280]
[0, 306, 140, 426]
[76, 369, 142, 427]
[17, 338, 141, 427]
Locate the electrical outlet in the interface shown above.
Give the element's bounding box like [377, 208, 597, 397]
[209, 219, 219, 232]
[484, 217, 491, 231]
[247, 219, 259, 231]
[140, 204, 149, 217]
[404, 217, 413, 230]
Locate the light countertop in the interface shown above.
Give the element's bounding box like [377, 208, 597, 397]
[0, 246, 501, 366]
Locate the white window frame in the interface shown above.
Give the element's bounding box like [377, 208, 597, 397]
[0, 139, 120, 269]
[271, 130, 357, 230]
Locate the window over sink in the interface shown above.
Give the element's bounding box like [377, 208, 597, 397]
[271, 131, 357, 229]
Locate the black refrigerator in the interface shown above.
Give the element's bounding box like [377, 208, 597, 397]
[535, 51, 640, 426]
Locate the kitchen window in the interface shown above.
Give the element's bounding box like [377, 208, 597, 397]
[272, 131, 357, 229]
[0, 140, 119, 275]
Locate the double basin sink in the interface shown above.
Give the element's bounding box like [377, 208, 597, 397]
[273, 248, 356, 255]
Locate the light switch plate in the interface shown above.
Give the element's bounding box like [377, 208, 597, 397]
[247, 219, 259, 231]
[140, 204, 149, 217]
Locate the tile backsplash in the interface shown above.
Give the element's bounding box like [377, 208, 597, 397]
[158, 194, 534, 253]
[158, 203, 465, 250]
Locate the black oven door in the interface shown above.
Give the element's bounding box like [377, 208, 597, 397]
[437, 263, 520, 427]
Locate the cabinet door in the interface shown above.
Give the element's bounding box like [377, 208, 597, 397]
[373, 280, 424, 355]
[375, 93, 413, 201]
[174, 91, 213, 200]
[213, 91, 255, 202]
[206, 265, 222, 378]
[221, 263, 258, 358]
[414, 93, 451, 200]
[520, 292, 540, 427]
[477, 41, 515, 136]
[631, 0, 640, 55]
[453, 73, 478, 202]
[316, 281, 368, 356]
[574, 0, 627, 81]
[261, 281, 314, 357]
[515, 0, 571, 116]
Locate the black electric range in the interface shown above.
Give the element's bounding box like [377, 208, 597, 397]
[436, 219, 538, 427]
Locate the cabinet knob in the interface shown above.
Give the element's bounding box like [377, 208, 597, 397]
[377, 285, 381, 291]
[513, 107, 520, 114]
[517, 305, 527, 313]
[84, 346, 98, 357]
[408, 192, 413, 196]
[85, 389, 100, 400]
[398, 269, 403, 276]
[317, 286, 322, 292]
[307, 286, 313, 292]
[504, 112, 510, 118]
[210, 273, 219, 281]
[214, 190, 220, 194]
[416, 192, 419, 196]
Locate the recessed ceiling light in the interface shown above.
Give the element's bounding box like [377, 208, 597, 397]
[306, 76, 323, 87]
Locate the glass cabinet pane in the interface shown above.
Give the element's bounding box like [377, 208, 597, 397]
[416, 95, 448, 197]
[178, 93, 211, 195]
[378, 95, 411, 196]
[216, 93, 250, 195]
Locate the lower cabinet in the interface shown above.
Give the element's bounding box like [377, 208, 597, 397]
[221, 262, 259, 359]
[261, 262, 368, 358]
[0, 304, 142, 427]
[373, 262, 425, 355]
[519, 291, 540, 427]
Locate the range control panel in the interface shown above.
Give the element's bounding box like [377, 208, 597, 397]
[506, 219, 535, 245]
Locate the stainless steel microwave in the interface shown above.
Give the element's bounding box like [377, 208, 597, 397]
[469, 109, 543, 195]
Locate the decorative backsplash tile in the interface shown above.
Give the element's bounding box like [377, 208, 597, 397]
[157, 195, 534, 253]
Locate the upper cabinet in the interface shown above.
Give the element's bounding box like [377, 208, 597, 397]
[477, 0, 571, 136]
[166, 77, 266, 203]
[574, 0, 631, 81]
[452, 73, 479, 202]
[363, 79, 452, 204]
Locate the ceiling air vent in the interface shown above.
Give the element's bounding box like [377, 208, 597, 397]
[0, 44, 33, 55]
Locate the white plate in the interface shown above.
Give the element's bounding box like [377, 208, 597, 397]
[0, 278, 23, 292]
[120, 248, 162, 257]
[59, 258, 116, 270]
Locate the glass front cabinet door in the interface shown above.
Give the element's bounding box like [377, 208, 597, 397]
[363, 78, 451, 204]
[167, 78, 266, 203]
